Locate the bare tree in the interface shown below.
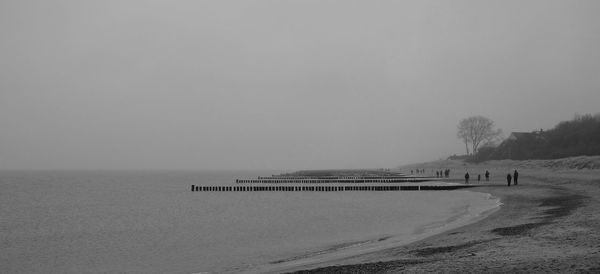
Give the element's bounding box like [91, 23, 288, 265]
[457, 116, 502, 155]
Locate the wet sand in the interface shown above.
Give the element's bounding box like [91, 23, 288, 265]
[285, 160, 600, 273]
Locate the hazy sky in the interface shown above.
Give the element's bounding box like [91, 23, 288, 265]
[1, 1, 599, 170]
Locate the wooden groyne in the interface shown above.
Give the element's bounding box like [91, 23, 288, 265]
[190, 185, 477, 192]
[257, 176, 407, 180]
[235, 171, 432, 184]
[235, 178, 433, 184]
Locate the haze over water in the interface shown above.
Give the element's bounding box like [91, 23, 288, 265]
[2, 1, 600, 170]
[0, 170, 498, 273]
[1, 2, 596, 273]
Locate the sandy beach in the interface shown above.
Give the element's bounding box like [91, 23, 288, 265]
[285, 157, 600, 273]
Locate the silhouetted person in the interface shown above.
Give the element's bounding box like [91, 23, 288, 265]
[507, 173, 512, 186]
[478, 174, 481, 182]
[436, 171, 439, 177]
[485, 170, 490, 181]
[445, 169, 450, 178]
[411, 170, 413, 175]
[513, 170, 519, 185]
[465, 172, 470, 184]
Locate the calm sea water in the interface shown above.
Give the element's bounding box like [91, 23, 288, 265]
[0, 170, 498, 273]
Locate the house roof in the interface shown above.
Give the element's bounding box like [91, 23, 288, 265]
[508, 132, 535, 139]
[507, 131, 545, 142]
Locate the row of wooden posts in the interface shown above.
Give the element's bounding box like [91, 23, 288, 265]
[235, 178, 433, 184]
[191, 185, 475, 192]
[257, 176, 406, 180]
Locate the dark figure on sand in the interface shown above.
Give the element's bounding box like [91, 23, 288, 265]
[485, 170, 490, 181]
[514, 170, 519, 185]
[478, 174, 481, 182]
[507, 173, 512, 186]
[465, 172, 470, 184]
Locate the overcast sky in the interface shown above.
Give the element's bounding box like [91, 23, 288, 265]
[1, 1, 599, 170]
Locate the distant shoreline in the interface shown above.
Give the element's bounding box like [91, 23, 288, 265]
[283, 156, 600, 273]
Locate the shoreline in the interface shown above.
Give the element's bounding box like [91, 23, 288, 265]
[283, 161, 600, 273]
[249, 188, 501, 274]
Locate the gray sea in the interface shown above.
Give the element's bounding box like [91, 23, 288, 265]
[0, 170, 499, 273]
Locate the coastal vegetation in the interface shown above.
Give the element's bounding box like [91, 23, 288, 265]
[456, 116, 503, 156]
[464, 113, 600, 162]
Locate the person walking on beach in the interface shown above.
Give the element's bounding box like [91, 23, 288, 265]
[464, 172, 470, 184]
[506, 173, 512, 186]
[513, 170, 519, 185]
[478, 174, 481, 182]
[485, 170, 490, 181]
